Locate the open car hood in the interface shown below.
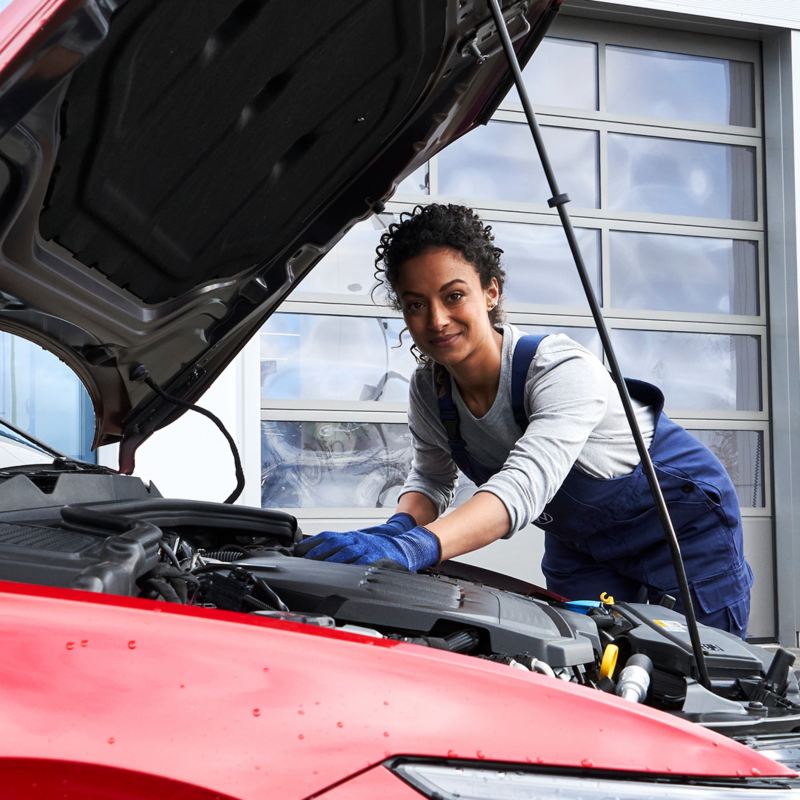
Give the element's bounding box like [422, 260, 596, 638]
[0, 0, 559, 470]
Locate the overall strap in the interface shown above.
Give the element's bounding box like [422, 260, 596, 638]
[623, 377, 666, 418]
[434, 333, 548, 485]
[434, 366, 489, 483]
[434, 367, 467, 463]
[511, 334, 548, 430]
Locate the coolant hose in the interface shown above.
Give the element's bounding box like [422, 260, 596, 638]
[514, 654, 557, 678]
[528, 659, 556, 678]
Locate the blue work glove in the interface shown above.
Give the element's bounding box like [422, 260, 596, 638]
[358, 512, 417, 537]
[294, 525, 441, 572]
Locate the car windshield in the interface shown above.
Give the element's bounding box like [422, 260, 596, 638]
[0, 418, 57, 467]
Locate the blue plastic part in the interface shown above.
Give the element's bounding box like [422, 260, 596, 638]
[563, 600, 603, 614]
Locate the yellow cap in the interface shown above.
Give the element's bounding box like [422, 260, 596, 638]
[600, 592, 615, 606]
[600, 644, 619, 680]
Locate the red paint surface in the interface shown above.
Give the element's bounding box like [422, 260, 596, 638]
[0, 0, 84, 74]
[312, 765, 422, 799]
[0, 759, 238, 799]
[0, 581, 791, 800]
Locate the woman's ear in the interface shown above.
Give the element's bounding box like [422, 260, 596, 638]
[485, 277, 500, 310]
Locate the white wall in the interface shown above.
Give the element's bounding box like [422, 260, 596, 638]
[98, 338, 262, 508]
[568, 0, 800, 28]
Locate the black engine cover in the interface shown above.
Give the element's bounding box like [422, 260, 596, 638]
[235, 552, 600, 667]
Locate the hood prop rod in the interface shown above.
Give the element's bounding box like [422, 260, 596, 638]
[487, 0, 710, 688]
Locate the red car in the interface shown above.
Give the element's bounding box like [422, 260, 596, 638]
[0, 0, 798, 798]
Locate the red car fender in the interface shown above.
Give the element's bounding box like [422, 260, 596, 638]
[0, 759, 239, 800]
[312, 764, 423, 800]
[0, 580, 791, 800]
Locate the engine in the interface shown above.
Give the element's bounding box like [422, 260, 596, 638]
[0, 476, 797, 741]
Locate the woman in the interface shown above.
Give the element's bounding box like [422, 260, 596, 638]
[296, 203, 753, 637]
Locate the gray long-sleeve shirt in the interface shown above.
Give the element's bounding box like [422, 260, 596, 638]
[400, 324, 656, 535]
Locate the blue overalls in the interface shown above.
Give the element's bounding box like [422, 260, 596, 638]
[435, 334, 753, 638]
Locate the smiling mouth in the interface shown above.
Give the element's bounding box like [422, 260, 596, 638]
[430, 332, 461, 348]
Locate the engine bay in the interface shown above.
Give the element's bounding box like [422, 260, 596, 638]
[0, 468, 798, 742]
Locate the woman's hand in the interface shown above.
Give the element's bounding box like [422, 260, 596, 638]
[294, 491, 510, 570]
[294, 526, 441, 572]
[359, 512, 417, 536]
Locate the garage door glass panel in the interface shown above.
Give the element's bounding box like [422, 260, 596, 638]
[261, 314, 415, 403]
[612, 329, 761, 411]
[261, 420, 411, 508]
[606, 46, 755, 127]
[689, 429, 764, 508]
[297, 215, 395, 298]
[610, 232, 758, 315]
[608, 134, 756, 221]
[498, 223, 600, 307]
[504, 38, 598, 111]
[439, 122, 599, 209]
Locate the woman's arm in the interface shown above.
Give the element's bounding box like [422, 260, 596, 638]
[395, 491, 438, 527]
[427, 491, 510, 560]
[395, 489, 510, 561]
[396, 338, 611, 563]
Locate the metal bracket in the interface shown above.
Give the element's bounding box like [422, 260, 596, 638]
[460, 5, 531, 64]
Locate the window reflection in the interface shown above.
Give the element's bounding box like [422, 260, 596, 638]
[261, 313, 416, 404]
[0, 333, 94, 461]
[612, 329, 761, 411]
[439, 122, 599, 209]
[503, 37, 598, 111]
[298, 215, 394, 298]
[610, 232, 758, 315]
[261, 420, 411, 508]
[607, 46, 755, 127]
[608, 133, 756, 220]
[497, 222, 600, 307]
[395, 163, 429, 196]
[689, 429, 764, 508]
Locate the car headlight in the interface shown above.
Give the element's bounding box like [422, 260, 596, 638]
[393, 763, 797, 799]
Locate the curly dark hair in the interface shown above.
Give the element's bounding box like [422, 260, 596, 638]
[373, 203, 506, 327]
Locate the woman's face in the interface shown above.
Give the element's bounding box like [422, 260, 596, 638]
[395, 246, 500, 368]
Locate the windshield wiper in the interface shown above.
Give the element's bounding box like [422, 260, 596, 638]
[0, 414, 64, 459]
[0, 415, 114, 474]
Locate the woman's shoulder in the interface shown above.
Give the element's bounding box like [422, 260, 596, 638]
[408, 361, 437, 403]
[503, 325, 596, 367]
[499, 326, 608, 393]
[531, 334, 610, 391]
[537, 332, 593, 357]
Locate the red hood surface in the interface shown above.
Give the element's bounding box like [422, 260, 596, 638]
[0, 581, 791, 799]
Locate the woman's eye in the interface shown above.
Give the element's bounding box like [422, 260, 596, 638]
[447, 292, 464, 303]
[405, 301, 423, 312]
